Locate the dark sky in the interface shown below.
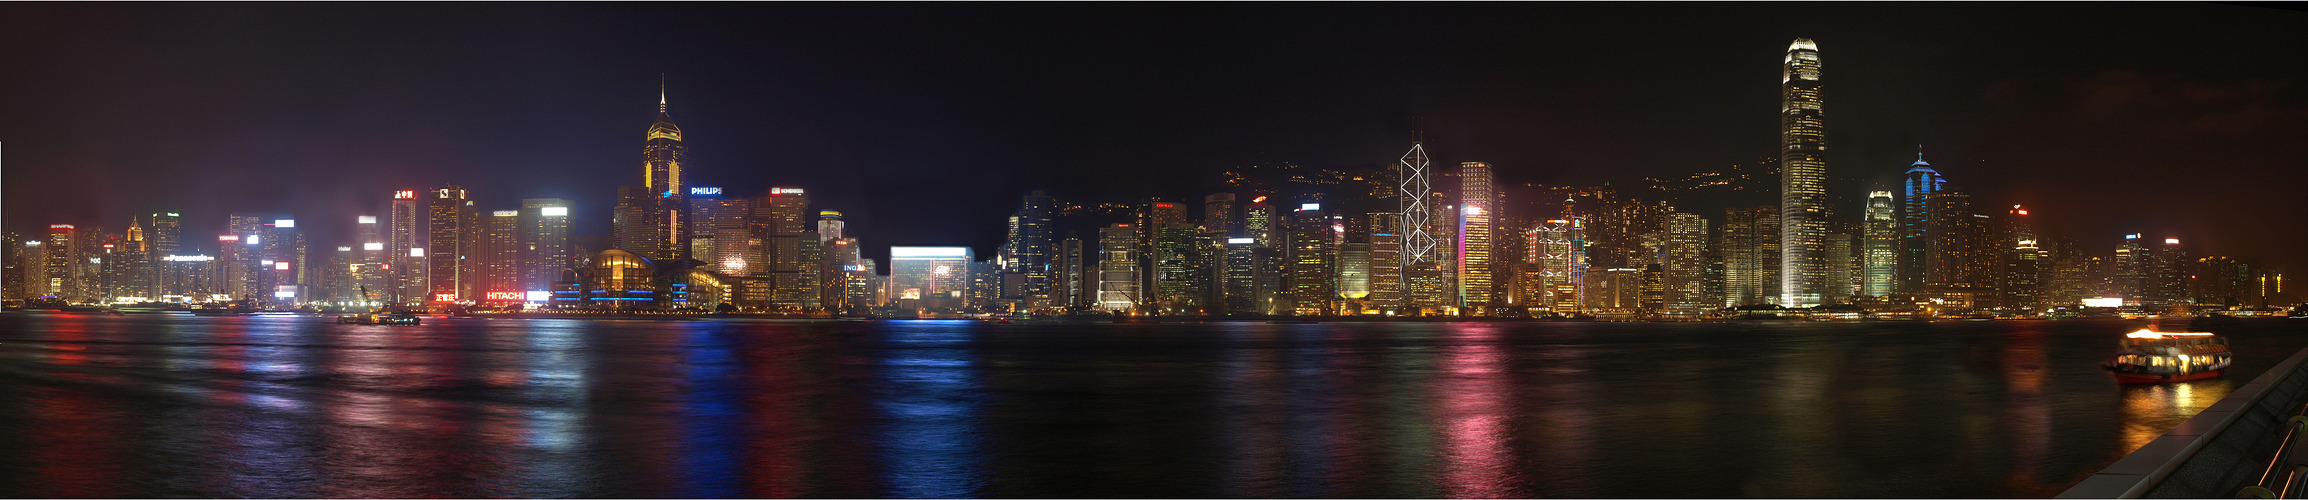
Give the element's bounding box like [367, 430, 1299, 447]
[4, 3, 2304, 272]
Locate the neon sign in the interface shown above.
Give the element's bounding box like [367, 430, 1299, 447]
[690, 186, 722, 196]
[485, 291, 525, 301]
[433, 293, 458, 303]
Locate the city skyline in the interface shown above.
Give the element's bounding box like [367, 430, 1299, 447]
[2, 3, 2303, 274]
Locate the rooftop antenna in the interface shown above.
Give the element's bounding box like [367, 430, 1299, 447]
[659, 74, 667, 114]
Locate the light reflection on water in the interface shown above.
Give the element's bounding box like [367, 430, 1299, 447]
[0, 314, 2300, 498]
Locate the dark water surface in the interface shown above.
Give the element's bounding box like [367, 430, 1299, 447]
[2, 314, 2305, 498]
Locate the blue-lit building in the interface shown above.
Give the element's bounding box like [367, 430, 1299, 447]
[1899, 150, 1945, 294]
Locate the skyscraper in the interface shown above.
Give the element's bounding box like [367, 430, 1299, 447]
[1722, 206, 1781, 306]
[1368, 232, 1403, 312]
[145, 212, 180, 296]
[521, 199, 572, 292]
[1862, 191, 1896, 297]
[1287, 203, 1336, 315]
[427, 186, 480, 304]
[760, 188, 812, 310]
[1663, 212, 1708, 315]
[390, 189, 424, 304]
[1398, 140, 1436, 271]
[1013, 191, 1056, 303]
[643, 80, 691, 262]
[1457, 162, 1495, 309]
[1097, 224, 1140, 312]
[1204, 193, 1240, 236]
[483, 210, 521, 297]
[1899, 151, 1945, 294]
[1779, 37, 1828, 308]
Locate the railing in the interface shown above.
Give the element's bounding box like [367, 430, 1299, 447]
[2059, 345, 2308, 498]
[2238, 407, 2308, 498]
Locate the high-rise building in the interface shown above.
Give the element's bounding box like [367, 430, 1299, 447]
[1059, 236, 1087, 310]
[1925, 189, 1976, 288]
[890, 246, 972, 311]
[483, 210, 521, 298]
[2, 233, 25, 302]
[1011, 192, 1056, 303]
[1825, 232, 1853, 304]
[611, 185, 659, 259]
[643, 82, 691, 262]
[1338, 242, 1372, 311]
[426, 186, 480, 304]
[1862, 191, 1897, 297]
[817, 210, 846, 243]
[2147, 237, 2191, 311]
[1287, 203, 1336, 315]
[1220, 237, 1261, 315]
[1368, 232, 1403, 312]
[1153, 224, 1208, 314]
[1779, 37, 1829, 308]
[326, 246, 353, 303]
[521, 199, 572, 292]
[389, 189, 425, 304]
[1664, 212, 1709, 315]
[1398, 140, 1437, 275]
[1243, 196, 1277, 247]
[1899, 152, 1945, 294]
[1457, 162, 1495, 309]
[1722, 206, 1781, 306]
[690, 192, 753, 275]
[760, 188, 812, 310]
[44, 225, 82, 301]
[1204, 193, 1240, 236]
[145, 212, 181, 296]
[1097, 224, 1140, 312]
[2114, 234, 2147, 306]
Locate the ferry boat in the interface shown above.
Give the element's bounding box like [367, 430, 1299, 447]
[2103, 317, 2232, 384]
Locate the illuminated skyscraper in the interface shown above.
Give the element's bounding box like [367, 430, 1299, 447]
[1243, 197, 1276, 247]
[145, 212, 180, 296]
[1368, 233, 1403, 312]
[1779, 37, 1828, 308]
[1097, 224, 1140, 312]
[1457, 162, 1494, 309]
[759, 188, 812, 310]
[611, 185, 658, 259]
[1862, 191, 1896, 297]
[891, 246, 973, 311]
[1398, 140, 1436, 269]
[1899, 151, 1944, 294]
[390, 189, 424, 304]
[1664, 212, 1708, 315]
[643, 79, 690, 262]
[1287, 203, 1336, 315]
[1013, 191, 1056, 302]
[520, 199, 572, 292]
[427, 186, 480, 304]
[483, 210, 521, 297]
[45, 225, 80, 301]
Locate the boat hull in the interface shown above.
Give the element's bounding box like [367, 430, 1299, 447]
[2111, 369, 2224, 384]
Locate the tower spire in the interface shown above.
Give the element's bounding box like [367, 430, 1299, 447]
[1917, 144, 1924, 163]
[658, 74, 667, 114]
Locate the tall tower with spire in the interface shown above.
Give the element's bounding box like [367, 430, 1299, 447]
[1899, 146, 1945, 294]
[1779, 38, 1828, 307]
[642, 75, 690, 261]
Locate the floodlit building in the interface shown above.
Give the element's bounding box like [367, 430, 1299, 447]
[891, 246, 974, 311]
[1780, 37, 1829, 308]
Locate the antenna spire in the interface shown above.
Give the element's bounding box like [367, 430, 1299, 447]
[658, 74, 667, 113]
[1916, 144, 1924, 162]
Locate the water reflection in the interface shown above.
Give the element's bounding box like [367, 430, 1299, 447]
[874, 321, 986, 498]
[1433, 323, 1525, 498]
[0, 315, 2302, 498]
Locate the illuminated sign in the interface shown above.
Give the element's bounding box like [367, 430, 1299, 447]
[1228, 237, 1256, 244]
[820, 210, 843, 217]
[246, 235, 259, 245]
[164, 255, 211, 262]
[358, 215, 377, 224]
[933, 265, 951, 276]
[410, 248, 425, 257]
[395, 190, 415, 199]
[2016, 209, 2029, 215]
[103, 244, 115, 249]
[690, 186, 723, 196]
[337, 246, 352, 252]
[845, 265, 864, 271]
[2165, 238, 2180, 245]
[493, 210, 518, 217]
[274, 290, 298, 299]
[771, 187, 805, 195]
[485, 291, 525, 301]
[219, 235, 239, 242]
[165, 212, 179, 217]
[901, 288, 922, 300]
[2083, 297, 2126, 308]
[261, 260, 274, 265]
[23, 241, 39, 246]
[275, 262, 291, 271]
[1155, 203, 1177, 208]
[1464, 205, 1483, 215]
[274, 219, 295, 228]
[2126, 234, 2140, 240]
[1300, 203, 1320, 211]
[524, 291, 552, 302]
[363, 242, 384, 251]
[540, 206, 568, 217]
[891, 246, 970, 259]
[433, 293, 458, 303]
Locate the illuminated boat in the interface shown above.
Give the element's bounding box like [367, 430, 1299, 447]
[2102, 320, 2231, 384]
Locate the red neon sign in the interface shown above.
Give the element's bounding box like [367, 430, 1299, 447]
[485, 291, 524, 301]
[432, 293, 458, 303]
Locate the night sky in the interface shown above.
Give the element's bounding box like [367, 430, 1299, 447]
[4, 3, 2303, 272]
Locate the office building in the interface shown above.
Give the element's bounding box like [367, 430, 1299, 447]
[427, 186, 480, 304]
[1458, 162, 1494, 309]
[1780, 37, 1829, 307]
[521, 199, 572, 292]
[891, 246, 972, 311]
[1098, 224, 1140, 312]
[390, 189, 425, 304]
[1899, 152, 1945, 294]
[1862, 191, 1896, 297]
